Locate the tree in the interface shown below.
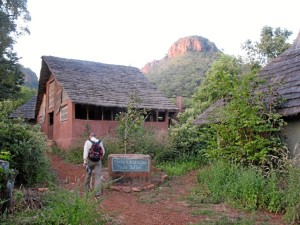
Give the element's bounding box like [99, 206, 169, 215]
[242, 26, 292, 66]
[169, 54, 245, 158]
[116, 93, 148, 154]
[206, 72, 287, 169]
[0, 0, 31, 100]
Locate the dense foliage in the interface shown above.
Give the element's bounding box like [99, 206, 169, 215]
[169, 51, 288, 170]
[169, 54, 246, 160]
[206, 72, 287, 169]
[145, 51, 219, 97]
[0, 101, 51, 186]
[0, 0, 31, 100]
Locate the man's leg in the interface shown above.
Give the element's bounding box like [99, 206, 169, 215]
[84, 163, 94, 192]
[94, 161, 102, 196]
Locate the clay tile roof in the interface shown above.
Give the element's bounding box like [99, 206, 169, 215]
[259, 30, 300, 117]
[10, 95, 37, 120]
[36, 56, 177, 117]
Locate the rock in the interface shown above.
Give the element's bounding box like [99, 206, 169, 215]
[167, 36, 219, 58]
[36, 188, 49, 192]
[132, 187, 142, 192]
[110, 185, 122, 192]
[122, 187, 132, 193]
[145, 184, 155, 190]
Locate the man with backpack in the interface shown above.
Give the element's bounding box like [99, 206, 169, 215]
[83, 132, 105, 198]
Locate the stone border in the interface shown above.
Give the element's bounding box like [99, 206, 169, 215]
[109, 174, 168, 193]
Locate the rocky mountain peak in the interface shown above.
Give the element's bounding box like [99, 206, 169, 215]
[141, 36, 219, 74]
[167, 36, 219, 58]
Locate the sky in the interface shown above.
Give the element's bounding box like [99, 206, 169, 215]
[15, 0, 299, 77]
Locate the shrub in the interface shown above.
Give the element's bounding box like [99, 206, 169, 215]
[133, 128, 174, 161]
[206, 72, 287, 170]
[0, 121, 51, 186]
[168, 118, 209, 162]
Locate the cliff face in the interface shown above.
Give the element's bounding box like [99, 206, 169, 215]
[142, 36, 219, 74]
[167, 36, 218, 58]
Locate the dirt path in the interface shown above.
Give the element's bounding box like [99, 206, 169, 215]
[49, 154, 286, 225]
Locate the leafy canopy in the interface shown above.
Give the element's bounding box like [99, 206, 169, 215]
[242, 26, 292, 66]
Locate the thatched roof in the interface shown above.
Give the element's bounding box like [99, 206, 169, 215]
[259, 30, 300, 117]
[36, 56, 177, 117]
[10, 95, 37, 120]
[193, 99, 225, 125]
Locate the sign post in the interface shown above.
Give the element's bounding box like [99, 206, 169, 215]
[108, 154, 151, 183]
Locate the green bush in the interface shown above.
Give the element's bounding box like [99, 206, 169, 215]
[0, 121, 51, 185]
[205, 72, 287, 169]
[168, 119, 209, 162]
[0, 100, 52, 186]
[133, 128, 174, 161]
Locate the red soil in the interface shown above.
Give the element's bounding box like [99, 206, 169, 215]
[49, 154, 286, 225]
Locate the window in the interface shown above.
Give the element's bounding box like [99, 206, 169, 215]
[75, 104, 88, 119]
[60, 105, 68, 122]
[39, 95, 46, 124]
[103, 107, 112, 120]
[88, 105, 102, 120]
[62, 88, 69, 102]
[145, 110, 157, 122]
[49, 112, 54, 125]
[49, 81, 55, 110]
[158, 111, 166, 122]
[75, 103, 126, 121]
[55, 88, 62, 114]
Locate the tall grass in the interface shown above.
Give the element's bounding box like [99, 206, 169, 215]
[284, 165, 300, 224]
[197, 160, 299, 224]
[157, 155, 205, 176]
[2, 187, 105, 225]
